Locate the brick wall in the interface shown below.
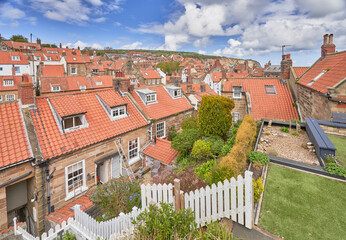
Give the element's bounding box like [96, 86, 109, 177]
[0, 90, 18, 103]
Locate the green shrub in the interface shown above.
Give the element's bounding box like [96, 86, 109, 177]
[167, 126, 178, 141]
[253, 178, 264, 203]
[198, 222, 236, 239]
[176, 155, 196, 169]
[62, 231, 76, 240]
[198, 95, 234, 138]
[324, 163, 346, 178]
[182, 116, 199, 130]
[132, 202, 197, 240]
[204, 136, 224, 156]
[323, 155, 336, 164]
[191, 140, 212, 160]
[291, 131, 299, 136]
[205, 163, 235, 185]
[171, 128, 202, 156]
[281, 127, 289, 133]
[195, 160, 215, 180]
[248, 151, 270, 165]
[89, 178, 141, 219]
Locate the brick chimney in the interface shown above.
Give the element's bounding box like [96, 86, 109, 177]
[59, 43, 62, 48]
[244, 60, 248, 71]
[18, 75, 34, 105]
[72, 49, 76, 55]
[62, 50, 66, 57]
[113, 71, 130, 93]
[12, 65, 16, 76]
[321, 34, 336, 57]
[36, 38, 41, 45]
[281, 54, 292, 80]
[215, 59, 221, 67]
[187, 84, 192, 94]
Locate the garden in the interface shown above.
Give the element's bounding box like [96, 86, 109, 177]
[259, 164, 346, 240]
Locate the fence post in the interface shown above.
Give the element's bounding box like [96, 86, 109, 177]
[174, 178, 181, 211]
[13, 217, 17, 235]
[180, 190, 184, 210]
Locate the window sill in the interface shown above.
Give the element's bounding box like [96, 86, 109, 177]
[129, 156, 141, 166]
[65, 186, 88, 201]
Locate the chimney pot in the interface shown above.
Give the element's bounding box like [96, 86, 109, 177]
[323, 34, 328, 45]
[329, 34, 334, 44]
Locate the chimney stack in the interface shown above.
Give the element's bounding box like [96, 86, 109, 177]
[281, 54, 292, 80]
[321, 34, 336, 57]
[36, 38, 41, 45]
[18, 75, 34, 105]
[12, 65, 16, 76]
[113, 71, 130, 93]
[59, 43, 62, 48]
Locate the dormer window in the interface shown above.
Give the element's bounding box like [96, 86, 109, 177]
[3, 79, 14, 87]
[232, 86, 242, 99]
[93, 69, 99, 73]
[47, 57, 52, 61]
[63, 115, 84, 131]
[112, 105, 126, 119]
[79, 85, 86, 91]
[35, 56, 41, 61]
[11, 56, 20, 61]
[51, 85, 61, 92]
[146, 94, 156, 103]
[166, 86, 182, 99]
[173, 89, 181, 97]
[95, 80, 102, 86]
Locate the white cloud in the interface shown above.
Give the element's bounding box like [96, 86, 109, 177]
[198, 50, 206, 55]
[120, 41, 146, 50]
[0, 3, 26, 20]
[86, 0, 103, 6]
[94, 17, 106, 23]
[64, 40, 103, 50]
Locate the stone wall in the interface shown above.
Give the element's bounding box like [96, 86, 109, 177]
[0, 90, 18, 103]
[67, 63, 87, 76]
[320, 125, 346, 136]
[221, 92, 247, 120]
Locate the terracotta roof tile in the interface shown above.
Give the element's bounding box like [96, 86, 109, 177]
[41, 76, 92, 93]
[65, 55, 85, 64]
[297, 51, 346, 93]
[41, 65, 65, 77]
[50, 95, 86, 117]
[141, 70, 160, 79]
[97, 90, 127, 107]
[0, 75, 32, 91]
[211, 73, 223, 82]
[224, 78, 298, 121]
[31, 89, 148, 160]
[142, 138, 178, 165]
[92, 76, 113, 89]
[0, 51, 28, 64]
[0, 101, 32, 168]
[131, 86, 193, 119]
[292, 67, 309, 78]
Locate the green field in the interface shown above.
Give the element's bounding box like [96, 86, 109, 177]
[259, 165, 346, 240]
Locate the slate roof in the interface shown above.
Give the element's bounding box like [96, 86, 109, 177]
[142, 138, 178, 165]
[131, 86, 193, 119]
[297, 51, 346, 94]
[30, 89, 148, 160]
[0, 101, 32, 168]
[223, 78, 299, 121]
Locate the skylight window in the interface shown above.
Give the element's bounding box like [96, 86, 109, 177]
[265, 85, 276, 94]
[307, 70, 328, 86]
[144, 72, 149, 76]
[73, 57, 77, 61]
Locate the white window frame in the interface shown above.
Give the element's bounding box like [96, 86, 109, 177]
[232, 86, 242, 99]
[265, 85, 277, 95]
[71, 67, 77, 75]
[156, 79, 160, 85]
[111, 105, 126, 120]
[46, 56, 52, 61]
[79, 85, 86, 91]
[63, 115, 85, 132]
[65, 160, 87, 200]
[95, 80, 102, 86]
[173, 89, 182, 98]
[146, 93, 156, 104]
[156, 121, 166, 138]
[11, 56, 20, 61]
[1, 47, 6, 51]
[232, 112, 239, 122]
[128, 137, 140, 165]
[3, 79, 14, 87]
[5, 94, 15, 101]
[147, 80, 151, 85]
[51, 85, 61, 92]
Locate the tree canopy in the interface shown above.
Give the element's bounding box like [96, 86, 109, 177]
[9, 35, 28, 43]
[157, 61, 180, 75]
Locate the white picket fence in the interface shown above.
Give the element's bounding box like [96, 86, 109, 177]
[15, 171, 254, 240]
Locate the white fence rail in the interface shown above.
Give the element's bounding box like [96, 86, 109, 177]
[141, 182, 174, 209]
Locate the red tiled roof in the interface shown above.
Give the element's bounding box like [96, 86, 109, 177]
[89, 62, 105, 71]
[251, 68, 264, 77]
[0, 76, 32, 91]
[142, 138, 178, 165]
[42, 65, 65, 77]
[0, 101, 32, 168]
[0, 51, 28, 64]
[292, 67, 309, 78]
[92, 76, 114, 89]
[50, 95, 86, 117]
[131, 86, 193, 119]
[46, 195, 92, 225]
[180, 83, 215, 94]
[44, 53, 61, 61]
[97, 89, 127, 107]
[298, 51, 346, 93]
[41, 76, 92, 93]
[211, 72, 223, 82]
[42, 48, 82, 56]
[141, 70, 160, 79]
[227, 72, 248, 78]
[224, 78, 299, 121]
[65, 55, 85, 64]
[4, 41, 41, 51]
[31, 89, 148, 160]
[82, 55, 91, 63]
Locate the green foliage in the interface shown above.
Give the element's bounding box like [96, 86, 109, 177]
[324, 163, 346, 178]
[291, 131, 299, 136]
[205, 163, 235, 185]
[62, 231, 76, 240]
[221, 136, 235, 156]
[191, 140, 212, 161]
[204, 136, 224, 156]
[248, 151, 270, 165]
[176, 155, 196, 169]
[41, 43, 58, 48]
[89, 178, 141, 219]
[157, 61, 180, 75]
[195, 160, 215, 180]
[324, 155, 336, 164]
[198, 222, 236, 240]
[198, 95, 234, 138]
[9, 35, 28, 42]
[167, 126, 178, 141]
[181, 116, 199, 130]
[253, 178, 264, 203]
[280, 127, 289, 133]
[171, 129, 202, 156]
[132, 202, 197, 240]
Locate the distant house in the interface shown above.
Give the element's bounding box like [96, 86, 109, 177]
[204, 72, 224, 95]
[263, 65, 281, 78]
[140, 69, 162, 85]
[222, 78, 299, 121]
[0, 74, 32, 102]
[0, 51, 30, 76]
[40, 76, 93, 94]
[296, 34, 346, 121]
[141, 138, 178, 166]
[180, 83, 217, 110]
[62, 55, 87, 76]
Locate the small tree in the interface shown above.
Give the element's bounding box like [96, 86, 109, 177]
[9, 35, 28, 42]
[198, 95, 234, 138]
[191, 140, 212, 161]
[89, 177, 141, 219]
[171, 128, 202, 156]
[167, 125, 178, 141]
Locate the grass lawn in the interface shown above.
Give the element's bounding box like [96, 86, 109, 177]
[327, 134, 346, 166]
[259, 165, 346, 240]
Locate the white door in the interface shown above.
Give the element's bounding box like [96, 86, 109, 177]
[99, 161, 108, 183]
[111, 155, 121, 178]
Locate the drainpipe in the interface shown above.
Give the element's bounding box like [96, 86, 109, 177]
[45, 164, 51, 214]
[40, 166, 46, 228]
[296, 101, 303, 121]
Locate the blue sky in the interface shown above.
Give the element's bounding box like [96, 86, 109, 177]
[1, 0, 346, 67]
